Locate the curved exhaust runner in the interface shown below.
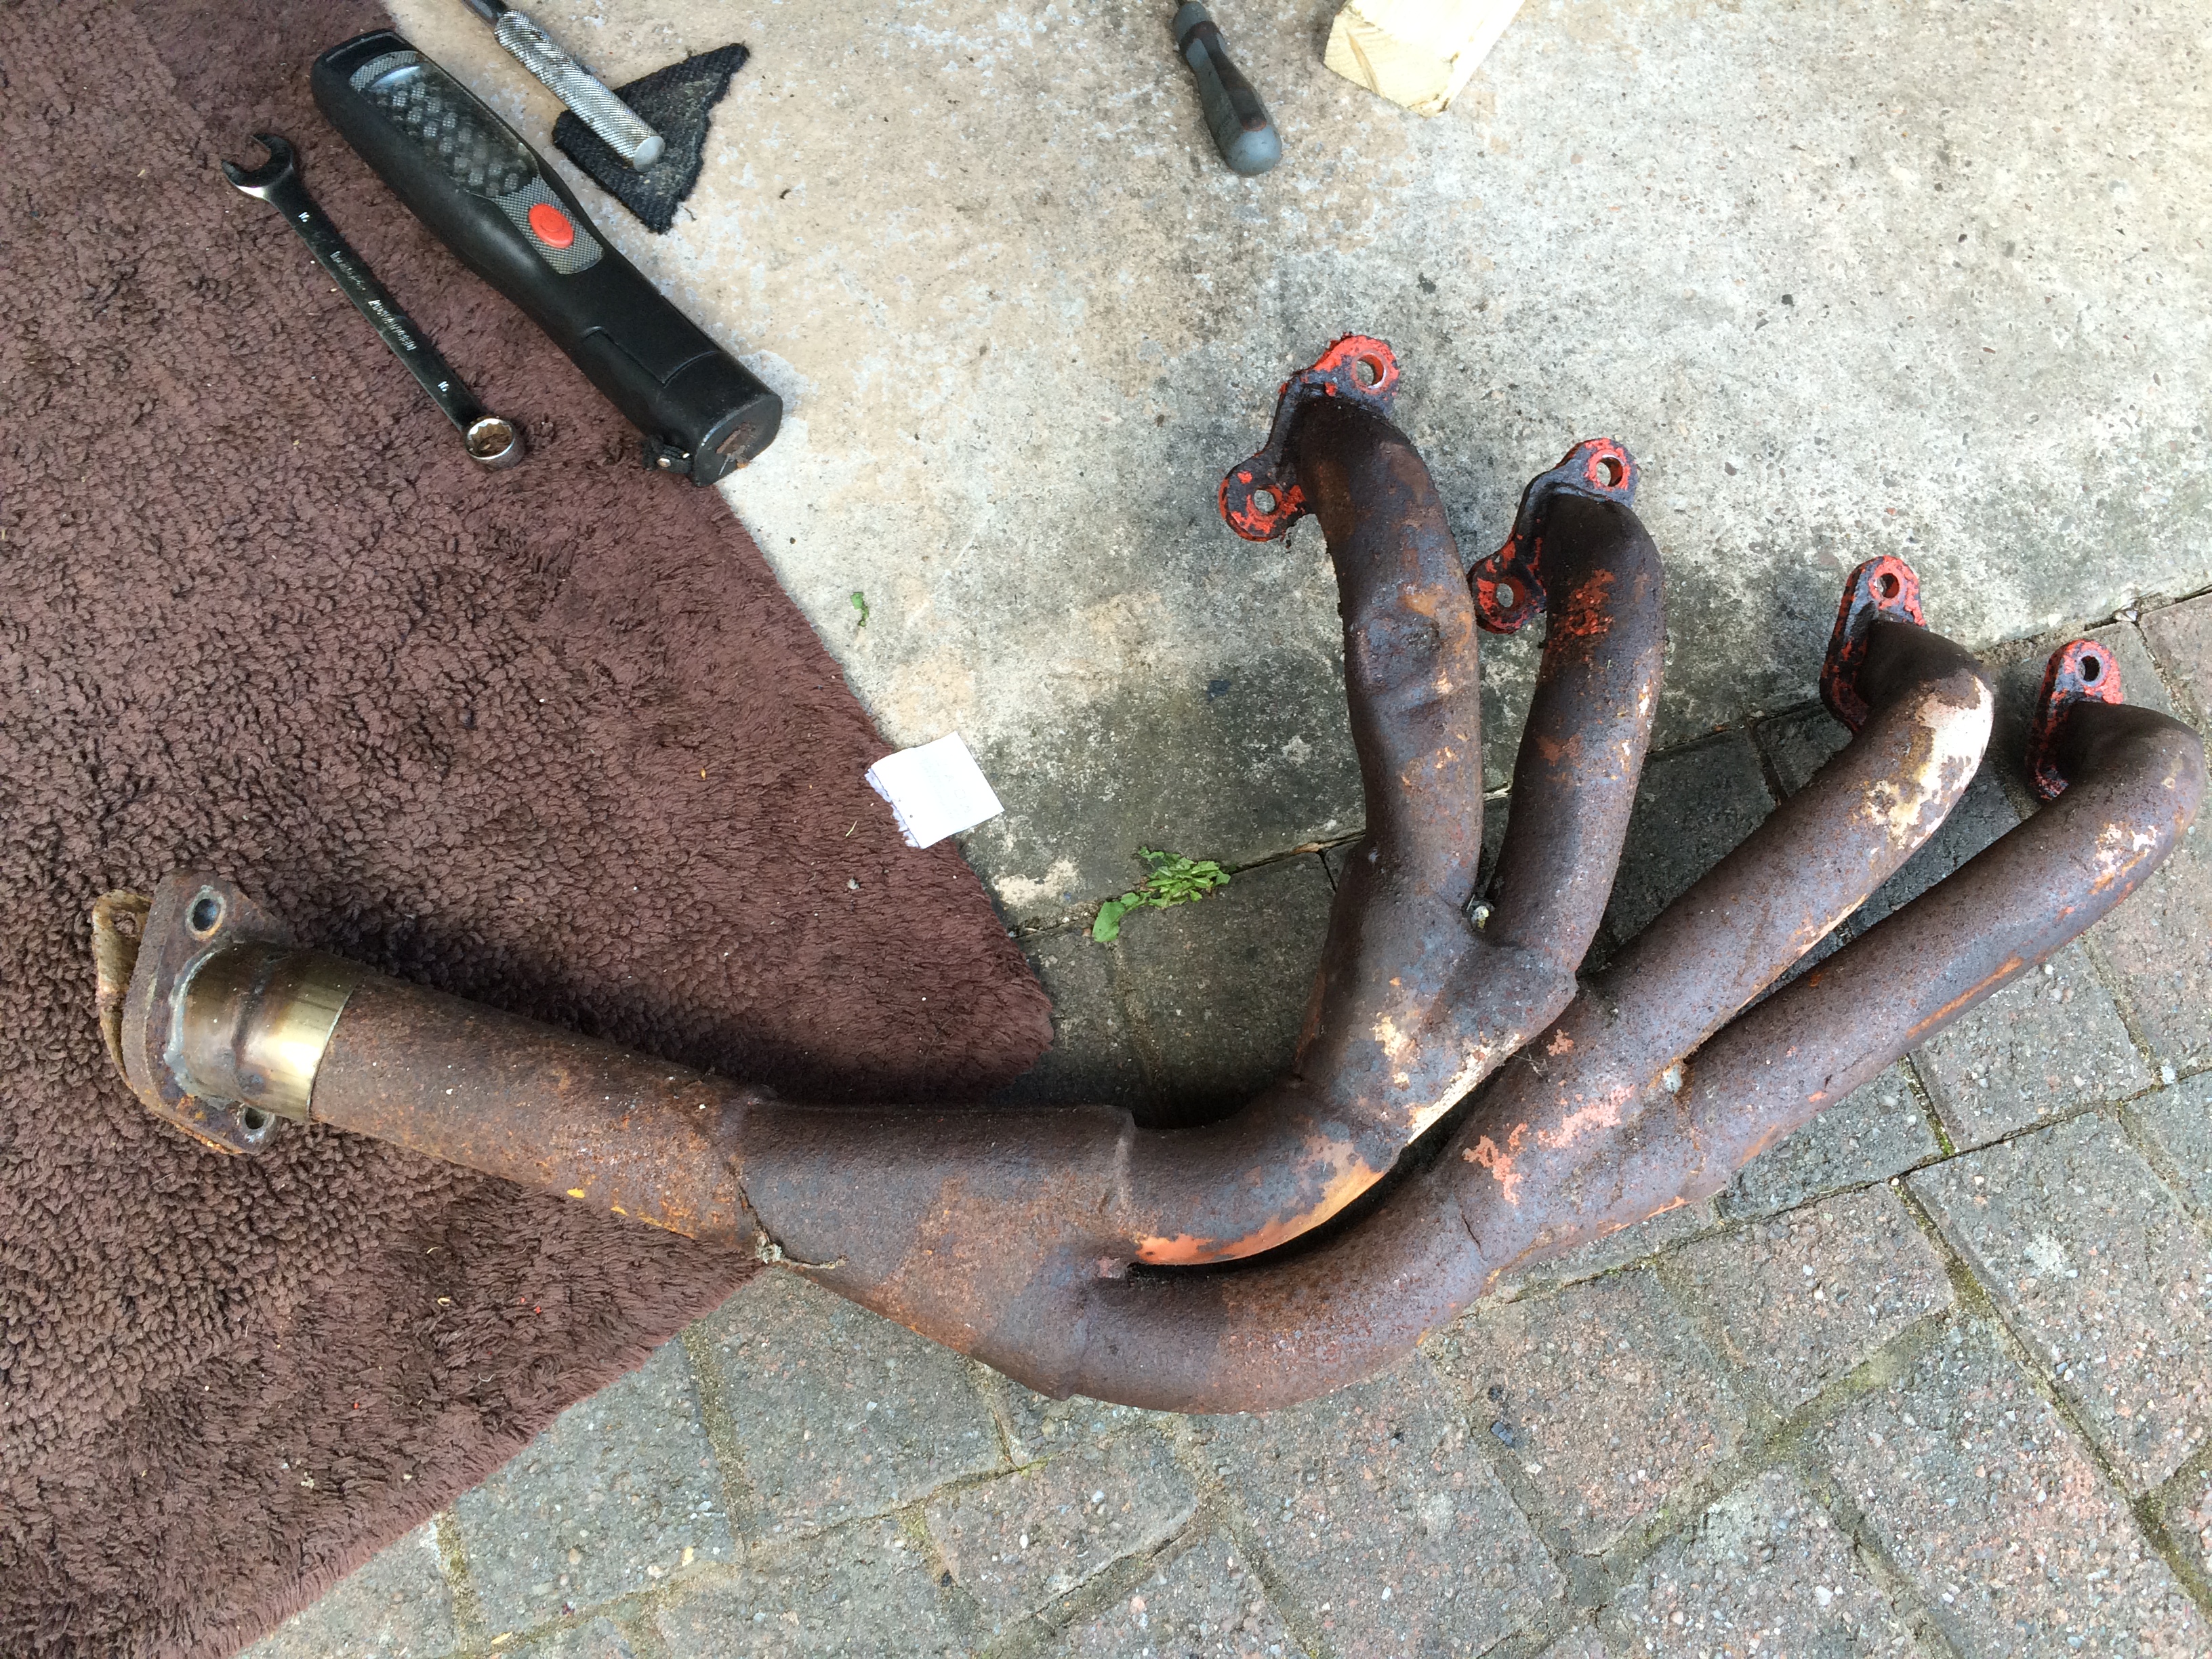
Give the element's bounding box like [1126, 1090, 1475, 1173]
[101, 340, 2203, 1414]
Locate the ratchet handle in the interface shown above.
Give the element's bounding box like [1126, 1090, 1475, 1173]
[258, 171, 491, 434]
[311, 30, 781, 483]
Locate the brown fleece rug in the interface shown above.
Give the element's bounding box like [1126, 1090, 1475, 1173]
[0, 5, 1052, 1656]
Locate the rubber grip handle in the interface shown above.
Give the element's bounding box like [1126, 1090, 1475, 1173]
[312, 30, 779, 482]
[1173, 3, 1282, 176]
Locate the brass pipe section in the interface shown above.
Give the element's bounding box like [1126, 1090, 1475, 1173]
[170, 942, 359, 1124]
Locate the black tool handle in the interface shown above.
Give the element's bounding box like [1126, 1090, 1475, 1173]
[1172, 3, 1281, 176]
[312, 30, 780, 483]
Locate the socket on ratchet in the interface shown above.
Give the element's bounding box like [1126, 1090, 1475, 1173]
[222, 132, 525, 470]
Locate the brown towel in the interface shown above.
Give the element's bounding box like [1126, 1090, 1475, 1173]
[0, 5, 1052, 1656]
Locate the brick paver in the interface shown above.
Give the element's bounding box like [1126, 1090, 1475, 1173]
[653, 1517, 972, 1658]
[1450, 1269, 1748, 1555]
[1912, 1115, 2212, 1492]
[2129, 1072, 2212, 1220]
[2142, 595, 2212, 724]
[1113, 854, 1332, 1124]
[453, 1342, 734, 1637]
[1052, 1532, 1296, 1659]
[1486, 1198, 1719, 1302]
[1817, 1325, 2208, 1656]
[1528, 1630, 1608, 1659]
[923, 1431, 1196, 1631]
[983, 1382, 1176, 1471]
[1673, 1185, 1952, 1413]
[2169, 1467, 2212, 1585]
[1912, 943, 2145, 1147]
[689, 1273, 1004, 1541]
[2089, 835, 2212, 1073]
[1597, 731, 1774, 951]
[508, 1616, 642, 1659]
[1720, 1067, 1942, 1221]
[236, 1521, 455, 1659]
[1601, 1466, 1923, 1656]
[994, 926, 1151, 1112]
[1202, 1354, 1565, 1656]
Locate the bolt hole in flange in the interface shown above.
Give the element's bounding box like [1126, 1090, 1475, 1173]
[1597, 455, 1624, 487]
[239, 1106, 270, 1136]
[1494, 581, 1518, 609]
[1252, 488, 1277, 514]
[2080, 651, 2103, 682]
[1876, 571, 1901, 600]
[187, 891, 224, 935]
[1353, 355, 1382, 388]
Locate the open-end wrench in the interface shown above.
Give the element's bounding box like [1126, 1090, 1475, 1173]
[222, 133, 524, 470]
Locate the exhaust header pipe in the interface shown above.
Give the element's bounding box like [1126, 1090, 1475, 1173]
[102, 340, 2203, 1414]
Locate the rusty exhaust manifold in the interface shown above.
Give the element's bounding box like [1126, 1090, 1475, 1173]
[109, 339, 2205, 1414]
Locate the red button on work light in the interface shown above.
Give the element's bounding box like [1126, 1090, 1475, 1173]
[527, 202, 575, 249]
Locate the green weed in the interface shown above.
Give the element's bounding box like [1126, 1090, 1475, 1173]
[1091, 847, 1230, 942]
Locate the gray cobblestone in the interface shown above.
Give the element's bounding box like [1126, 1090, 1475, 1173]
[2142, 595, 2212, 726]
[506, 1615, 642, 1659]
[990, 927, 1149, 1111]
[1449, 1269, 1748, 1555]
[1816, 1324, 2207, 1656]
[2089, 830, 2212, 1076]
[1600, 1466, 1924, 1656]
[1488, 1199, 1721, 1303]
[1598, 731, 1775, 951]
[235, 1522, 455, 1659]
[1115, 854, 1333, 1126]
[1912, 942, 2145, 1147]
[1202, 1353, 1564, 1656]
[923, 1431, 1196, 1631]
[1721, 1067, 1943, 1221]
[1050, 1533, 1294, 1659]
[1674, 1186, 1953, 1413]
[2127, 1071, 2212, 1219]
[691, 1273, 1003, 1541]
[653, 1517, 972, 1658]
[1912, 1115, 2212, 1493]
[981, 1379, 1176, 1471]
[453, 1341, 732, 1637]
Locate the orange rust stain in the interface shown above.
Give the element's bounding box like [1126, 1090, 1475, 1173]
[1534, 733, 1584, 766]
[1133, 1155, 1383, 1265]
[1553, 568, 1618, 640]
[1902, 956, 2025, 1043]
[1462, 1132, 1523, 1204]
[1535, 1085, 1635, 1150]
[1546, 1029, 1575, 1057]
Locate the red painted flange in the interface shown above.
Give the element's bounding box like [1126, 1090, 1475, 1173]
[1217, 335, 1400, 541]
[1820, 556, 1927, 731]
[1469, 438, 1639, 634]
[2026, 638, 2125, 802]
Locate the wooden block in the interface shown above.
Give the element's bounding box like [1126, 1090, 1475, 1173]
[1323, 0, 1525, 116]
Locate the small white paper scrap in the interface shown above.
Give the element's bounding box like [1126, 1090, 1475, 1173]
[865, 733, 1004, 849]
